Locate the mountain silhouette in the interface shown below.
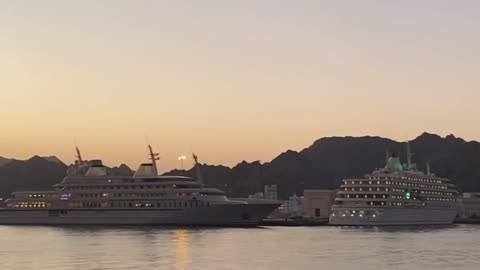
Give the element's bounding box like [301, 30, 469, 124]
[0, 156, 67, 199]
[0, 156, 16, 168]
[1, 133, 479, 199]
[0, 157, 134, 198]
[164, 133, 480, 199]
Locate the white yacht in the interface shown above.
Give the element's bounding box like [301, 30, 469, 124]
[329, 145, 459, 226]
[0, 146, 280, 226]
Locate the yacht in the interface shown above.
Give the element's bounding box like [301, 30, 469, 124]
[0, 146, 280, 226]
[329, 145, 459, 225]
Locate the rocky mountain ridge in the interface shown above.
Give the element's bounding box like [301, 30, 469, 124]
[1, 132, 479, 199]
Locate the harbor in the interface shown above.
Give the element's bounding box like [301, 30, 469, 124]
[1, 224, 479, 270]
[2, 143, 480, 227]
[2, 1, 479, 269]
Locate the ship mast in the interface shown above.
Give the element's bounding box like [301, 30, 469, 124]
[72, 145, 87, 176]
[75, 146, 83, 163]
[148, 145, 160, 176]
[406, 141, 413, 170]
[192, 152, 204, 184]
[385, 148, 390, 165]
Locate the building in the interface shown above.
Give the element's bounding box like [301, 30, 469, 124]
[279, 194, 304, 216]
[247, 184, 278, 201]
[302, 190, 337, 219]
[264, 185, 278, 201]
[248, 192, 264, 199]
[459, 193, 480, 218]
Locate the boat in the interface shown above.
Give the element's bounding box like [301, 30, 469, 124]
[329, 144, 459, 225]
[0, 146, 281, 226]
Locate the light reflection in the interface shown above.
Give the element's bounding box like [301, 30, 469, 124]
[173, 229, 189, 270]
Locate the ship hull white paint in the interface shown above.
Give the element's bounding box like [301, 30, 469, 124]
[329, 207, 458, 226]
[0, 203, 280, 226]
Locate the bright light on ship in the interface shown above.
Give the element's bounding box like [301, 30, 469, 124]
[177, 155, 187, 169]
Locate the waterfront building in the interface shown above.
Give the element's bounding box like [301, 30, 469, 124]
[264, 185, 278, 201]
[279, 194, 304, 216]
[248, 192, 264, 199]
[302, 190, 337, 219]
[459, 193, 480, 218]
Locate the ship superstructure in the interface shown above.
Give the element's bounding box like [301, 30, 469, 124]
[0, 146, 280, 225]
[329, 145, 459, 225]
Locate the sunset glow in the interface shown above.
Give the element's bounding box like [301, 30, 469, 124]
[1, 1, 479, 171]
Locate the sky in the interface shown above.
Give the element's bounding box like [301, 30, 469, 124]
[1, 0, 479, 172]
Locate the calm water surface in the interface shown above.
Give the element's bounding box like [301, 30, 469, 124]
[1, 224, 479, 270]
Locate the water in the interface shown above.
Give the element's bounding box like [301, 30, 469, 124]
[1, 224, 479, 270]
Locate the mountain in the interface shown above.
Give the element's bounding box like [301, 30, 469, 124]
[0, 157, 135, 198]
[0, 157, 15, 168]
[107, 164, 135, 176]
[162, 133, 480, 199]
[1, 133, 480, 199]
[0, 156, 64, 168]
[0, 156, 68, 198]
[41, 156, 65, 164]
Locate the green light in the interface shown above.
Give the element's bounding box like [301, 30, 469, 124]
[406, 192, 411, 200]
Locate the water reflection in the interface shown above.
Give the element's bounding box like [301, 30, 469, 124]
[336, 224, 459, 233]
[173, 229, 189, 270]
[1, 225, 479, 270]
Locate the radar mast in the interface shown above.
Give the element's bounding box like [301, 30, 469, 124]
[148, 145, 160, 176]
[406, 141, 413, 170]
[192, 152, 204, 184]
[75, 146, 83, 163]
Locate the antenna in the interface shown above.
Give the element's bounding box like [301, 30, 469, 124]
[72, 145, 87, 176]
[148, 145, 160, 176]
[385, 148, 390, 165]
[75, 146, 83, 162]
[192, 152, 199, 165]
[406, 141, 413, 170]
[192, 152, 204, 184]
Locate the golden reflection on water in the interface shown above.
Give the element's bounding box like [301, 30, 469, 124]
[173, 229, 189, 270]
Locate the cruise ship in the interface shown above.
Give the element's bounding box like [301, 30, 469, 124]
[0, 146, 281, 226]
[329, 145, 459, 226]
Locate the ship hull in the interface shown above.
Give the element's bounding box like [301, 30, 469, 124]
[0, 203, 280, 226]
[329, 207, 458, 226]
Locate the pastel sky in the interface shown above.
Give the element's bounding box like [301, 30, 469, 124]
[1, 1, 479, 172]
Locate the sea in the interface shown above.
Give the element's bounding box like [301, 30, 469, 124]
[1, 224, 479, 270]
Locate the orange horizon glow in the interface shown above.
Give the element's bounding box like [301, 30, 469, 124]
[1, 1, 479, 172]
